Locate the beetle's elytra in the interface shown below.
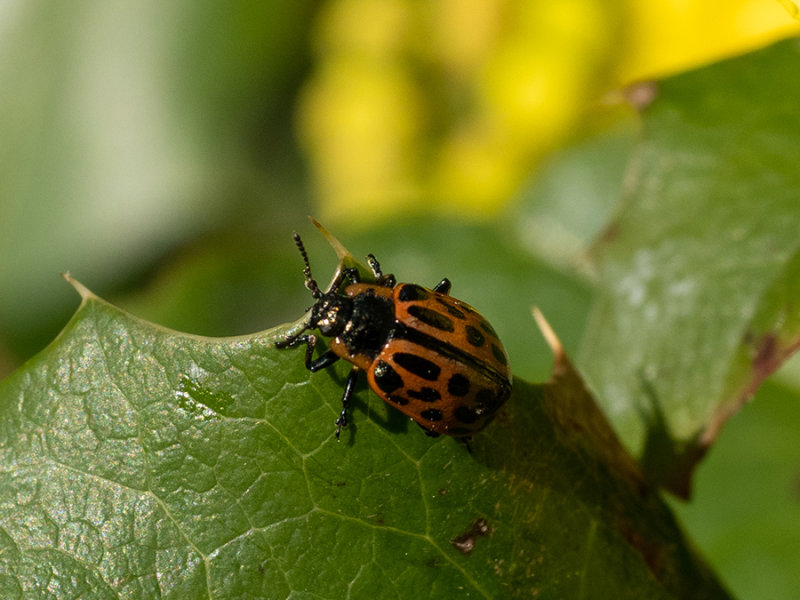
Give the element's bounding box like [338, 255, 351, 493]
[276, 232, 512, 440]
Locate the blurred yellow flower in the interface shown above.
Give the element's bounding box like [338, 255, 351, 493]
[620, 0, 800, 81]
[298, 55, 426, 221]
[297, 0, 799, 228]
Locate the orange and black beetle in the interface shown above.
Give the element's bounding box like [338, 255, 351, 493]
[276, 233, 512, 439]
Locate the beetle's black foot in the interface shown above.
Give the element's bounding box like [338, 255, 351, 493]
[275, 332, 306, 350]
[335, 412, 348, 439]
[417, 423, 440, 438]
[274, 337, 292, 349]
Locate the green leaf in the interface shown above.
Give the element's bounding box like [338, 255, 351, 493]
[578, 38, 800, 497]
[0, 277, 729, 598]
[671, 379, 800, 600]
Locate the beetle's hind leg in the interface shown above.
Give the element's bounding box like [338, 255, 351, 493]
[416, 422, 440, 437]
[417, 422, 472, 452]
[335, 366, 361, 438]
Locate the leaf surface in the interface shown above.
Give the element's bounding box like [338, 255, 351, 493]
[579, 38, 800, 496]
[0, 280, 729, 598]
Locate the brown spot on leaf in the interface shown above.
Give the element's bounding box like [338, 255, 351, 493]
[702, 329, 800, 460]
[617, 517, 664, 578]
[450, 518, 492, 555]
[753, 333, 778, 375]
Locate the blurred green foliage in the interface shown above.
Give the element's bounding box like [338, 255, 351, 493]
[0, 0, 316, 367]
[1, 2, 800, 598]
[580, 39, 800, 496]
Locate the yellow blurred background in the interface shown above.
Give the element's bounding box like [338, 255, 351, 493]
[298, 0, 799, 227]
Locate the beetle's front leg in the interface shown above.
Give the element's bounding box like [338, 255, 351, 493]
[278, 333, 340, 373]
[323, 265, 361, 295]
[341, 266, 360, 284]
[274, 332, 305, 350]
[297, 333, 342, 373]
[335, 366, 360, 439]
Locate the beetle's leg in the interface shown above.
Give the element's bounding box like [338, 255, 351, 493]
[275, 331, 306, 350]
[308, 349, 340, 372]
[366, 254, 382, 278]
[322, 266, 361, 295]
[299, 334, 343, 373]
[335, 366, 360, 438]
[367, 254, 396, 287]
[278, 333, 339, 372]
[416, 422, 440, 437]
[433, 278, 451, 295]
[418, 421, 472, 452]
[342, 266, 360, 284]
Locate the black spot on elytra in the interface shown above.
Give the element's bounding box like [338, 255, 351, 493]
[373, 360, 403, 394]
[397, 284, 429, 302]
[407, 305, 455, 332]
[386, 394, 409, 406]
[465, 325, 485, 347]
[407, 387, 441, 402]
[491, 343, 507, 366]
[435, 298, 466, 319]
[454, 405, 480, 424]
[394, 352, 441, 381]
[479, 319, 498, 337]
[475, 388, 498, 413]
[447, 374, 470, 397]
[420, 408, 443, 422]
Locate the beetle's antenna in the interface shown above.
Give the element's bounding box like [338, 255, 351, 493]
[293, 233, 323, 298]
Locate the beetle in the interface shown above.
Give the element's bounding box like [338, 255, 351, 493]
[276, 232, 512, 439]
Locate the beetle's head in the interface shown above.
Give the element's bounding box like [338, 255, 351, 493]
[309, 292, 352, 337]
[290, 232, 352, 338]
